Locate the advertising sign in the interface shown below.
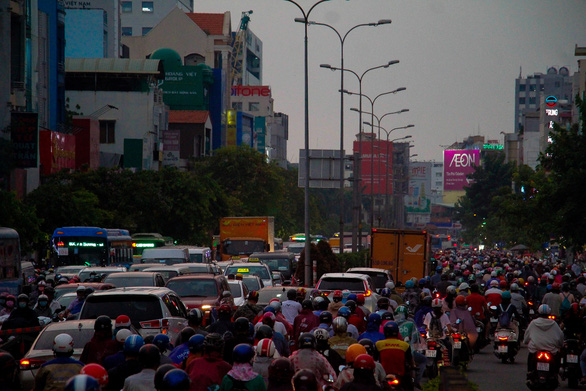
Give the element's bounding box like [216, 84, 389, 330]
[406, 162, 432, 214]
[162, 130, 180, 167]
[231, 85, 271, 98]
[254, 117, 266, 153]
[353, 139, 393, 195]
[39, 130, 76, 175]
[11, 112, 38, 168]
[443, 149, 479, 191]
[226, 110, 237, 146]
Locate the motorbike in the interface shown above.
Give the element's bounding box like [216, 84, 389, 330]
[469, 308, 489, 353]
[487, 305, 499, 338]
[424, 336, 446, 379]
[560, 338, 582, 389]
[450, 330, 472, 369]
[493, 327, 519, 363]
[384, 373, 411, 391]
[526, 351, 559, 391]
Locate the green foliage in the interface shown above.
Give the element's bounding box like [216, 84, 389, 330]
[0, 190, 44, 254]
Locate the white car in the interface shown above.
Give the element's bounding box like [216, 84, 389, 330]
[224, 262, 274, 288]
[315, 272, 380, 313]
[228, 280, 249, 307]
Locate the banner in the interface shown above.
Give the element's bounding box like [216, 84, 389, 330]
[11, 113, 38, 168]
[443, 149, 479, 191]
[353, 139, 393, 195]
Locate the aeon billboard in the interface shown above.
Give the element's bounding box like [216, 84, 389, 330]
[443, 150, 479, 191]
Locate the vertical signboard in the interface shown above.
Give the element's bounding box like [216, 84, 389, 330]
[162, 130, 180, 167]
[11, 112, 38, 168]
[254, 116, 266, 154]
[240, 113, 253, 147]
[353, 139, 392, 195]
[226, 110, 237, 146]
[443, 150, 479, 191]
[406, 162, 432, 214]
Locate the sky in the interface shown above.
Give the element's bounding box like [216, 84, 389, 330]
[193, 0, 586, 163]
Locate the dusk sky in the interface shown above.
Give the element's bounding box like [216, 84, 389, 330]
[194, 0, 586, 163]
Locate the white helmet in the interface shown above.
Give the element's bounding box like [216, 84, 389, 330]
[255, 338, 276, 357]
[538, 304, 551, 315]
[115, 328, 133, 343]
[385, 281, 395, 290]
[53, 333, 74, 353]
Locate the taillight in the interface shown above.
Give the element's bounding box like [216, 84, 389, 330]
[498, 337, 508, 341]
[452, 333, 461, 341]
[140, 318, 169, 329]
[548, 315, 556, 320]
[537, 352, 551, 361]
[528, 301, 533, 306]
[20, 358, 45, 370]
[388, 379, 400, 386]
[428, 341, 436, 349]
[364, 289, 372, 297]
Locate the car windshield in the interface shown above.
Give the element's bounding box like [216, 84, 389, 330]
[58, 294, 77, 309]
[348, 271, 388, 289]
[225, 265, 270, 280]
[140, 258, 185, 265]
[104, 275, 154, 287]
[81, 295, 163, 326]
[166, 279, 217, 297]
[78, 269, 123, 282]
[258, 289, 287, 305]
[34, 328, 96, 350]
[317, 278, 366, 291]
[189, 253, 204, 263]
[260, 258, 290, 272]
[184, 264, 212, 273]
[242, 277, 260, 291]
[223, 240, 266, 256]
[288, 246, 304, 254]
[229, 283, 243, 298]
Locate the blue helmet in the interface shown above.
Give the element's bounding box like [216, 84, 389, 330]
[404, 280, 415, 289]
[381, 288, 391, 297]
[188, 334, 205, 353]
[64, 375, 100, 391]
[263, 306, 276, 314]
[368, 312, 382, 325]
[337, 306, 351, 319]
[501, 291, 512, 300]
[347, 293, 357, 302]
[153, 334, 170, 352]
[232, 343, 255, 364]
[383, 321, 400, 338]
[124, 334, 145, 353]
[161, 369, 190, 391]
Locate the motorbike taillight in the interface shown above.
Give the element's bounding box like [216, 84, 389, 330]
[428, 341, 437, 349]
[452, 333, 461, 341]
[498, 336, 508, 341]
[537, 352, 552, 361]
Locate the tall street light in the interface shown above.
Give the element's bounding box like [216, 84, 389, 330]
[311, 18, 391, 253]
[285, 0, 333, 287]
[343, 87, 407, 233]
[324, 60, 398, 251]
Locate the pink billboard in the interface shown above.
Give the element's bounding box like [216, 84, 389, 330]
[443, 149, 479, 191]
[353, 139, 393, 195]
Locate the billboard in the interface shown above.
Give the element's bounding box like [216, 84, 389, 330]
[353, 139, 393, 195]
[11, 112, 38, 168]
[406, 162, 432, 214]
[443, 149, 479, 191]
[39, 130, 76, 175]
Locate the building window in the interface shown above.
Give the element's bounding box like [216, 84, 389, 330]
[121, 1, 132, 12]
[142, 1, 153, 12]
[232, 102, 242, 111]
[519, 84, 526, 92]
[249, 102, 259, 112]
[529, 84, 536, 92]
[529, 97, 536, 105]
[121, 27, 132, 36]
[519, 97, 525, 104]
[100, 120, 116, 144]
[142, 27, 152, 35]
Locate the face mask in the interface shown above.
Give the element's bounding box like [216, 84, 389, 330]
[18, 302, 27, 309]
[6, 301, 14, 308]
[39, 301, 48, 307]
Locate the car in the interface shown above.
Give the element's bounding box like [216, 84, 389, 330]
[128, 263, 168, 272]
[242, 275, 264, 292]
[78, 287, 188, 343]
[248, 252, 296, 282]
[180, 263, 220, 275]
[224, 262, 274, 287]
[140, 247, 190, 265]
[228, 280, 249, 307]
[103, 271, 166, 288]
[182, 246, 213, 263]
[271, 271, 285, 287]
[165, 274, 233, 325]
[55, 265, 86, 279]
[143, 265, 195, 282]
[55, 291, 77, 310]
[345, 267, 393, 293]
[315, 272, 379, 312]
[54, 282, 116, 300]
[77, 266, 127, 283]
[257, 286, 289, 308]
[285, 243, 305, 262]
[19, 319, 106, 390]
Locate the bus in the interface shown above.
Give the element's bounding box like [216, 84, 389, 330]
[131, 233, 173, 259]
[0, 228, 22, 295]
[106, 229, 134, 266]
[51, 227, 108, 267]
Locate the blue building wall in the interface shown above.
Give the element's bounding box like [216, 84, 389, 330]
[210, 68, 225, 150]
[65, 9, 107, 58]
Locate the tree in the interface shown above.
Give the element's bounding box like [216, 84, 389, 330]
[0, 190, 45, 254]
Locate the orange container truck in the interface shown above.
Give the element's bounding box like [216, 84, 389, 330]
[218, 217, 275, 262]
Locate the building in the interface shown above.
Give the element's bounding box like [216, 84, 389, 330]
[267, 112, 289, 168]
[430, 161, 443, 204]
[120, 0, 192, 37]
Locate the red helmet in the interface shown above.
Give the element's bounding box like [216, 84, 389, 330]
[356, 294, 365, 305]
[499, 280, 508, 289]
[80, 364, 108, 386]
[455, 295, 467, 307]
[552, 282, 561, 291]
[115, 315, 131, 328]
[353, 354, 376, 370]
[432, 298, 442, 308]
[333, 290, 343, 299]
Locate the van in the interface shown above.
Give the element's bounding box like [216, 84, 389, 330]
[183, 246, 212, 263]
[140, 246, 189, 265]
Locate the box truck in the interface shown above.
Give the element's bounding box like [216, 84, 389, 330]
[218, 217, 275, 262]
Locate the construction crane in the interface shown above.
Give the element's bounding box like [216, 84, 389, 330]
[231, 10, 252, 86]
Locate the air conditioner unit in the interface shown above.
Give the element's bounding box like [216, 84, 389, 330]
[10, 90, 26, 107]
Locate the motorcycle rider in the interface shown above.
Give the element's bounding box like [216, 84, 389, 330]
[81, 316, 119, 365]
[523, 304, 564, 379]
[375, 322, 414, 391]
[313, 328, 345, 375]
[358, 313, 385, 344]
[33, 333, 84, 391]
[543, 282, 563, 318]
[233, 291, 264, 323]
[328, 317, 357, 360]
[336, 307, 360, 340]
[185, 333, 233, 391]
[328, 290, 345, 317]
[395, 305, 425, 389]
[423, 298, 453, 358]
[220, 344, 266, 391]
[293, 300, 320, 345]
[339, 354, 384, 391]
[289, 332, 337, 389]
[282, 289, 303, 324]
[123, 344, 160, 391]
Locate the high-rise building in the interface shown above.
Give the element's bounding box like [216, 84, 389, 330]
[120, 0, 192, 37]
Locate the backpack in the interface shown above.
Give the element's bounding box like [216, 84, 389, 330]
[498, 304, 512, 328]
[560, 293, 572, 314]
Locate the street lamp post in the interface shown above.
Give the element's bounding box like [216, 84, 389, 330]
[325, 60, 398, 251]
[343, 87, 406, 233]
[313, 18, 391, 253]
[285, 0, 332, 287]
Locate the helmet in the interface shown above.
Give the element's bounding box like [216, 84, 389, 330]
[269, 299, 282, 312]
[255, 325, 274, 341]
[501, 291, 512, 300]
[124, 335, 145, 353]
[80, 364, 108, 386]
[538, 304, 552, 315]
[234, 317, 251, 333]
[368, 312, 382, 325]
[115, 315, 131, 329]
[419, 278, 427, 286]
[188, 334, 205, 354]
[446, 285, 457, 295]
[337, 306, 351, 319]
[332, 316, 348, 334]
[386, 281, 395, 290]
[179, 327, 196, 344]
[218, 304, 232, 315]
[94, 315, 112, 332]
[358, 339, 375, 356]
[499, 280, 508, 289]
[313, 328, 330, 341]
[312, 296, 326, 310]
[115, 329, 133, 344]
[319, 311, 333, 324]
[333, 290, 343, 299]
[297, 287, 307, 298]
[432, 298, 443, 308]
[17, 293, 29, 302]
[64, 375, 100, 391]
[263, 306, 276, 314]
[395, 305, 408, 317]
[154, 364, 177, 391]
[527, 276, 535, 283]
[293, 369, 318, 391]
[203, 333, 225, 352]
[381, 311, 394, 321]
[302, 299, 313, 310]
[490, 280, 499, 287]
[268, 358, 295, 384]
[381, 288, 392, 297]
[248, 291, 259, 301]
[455, 295, 467, 307]
[342, 289, 351, 299]
[383, 321, 400, 338]
[261, 312, 276, 326]
[53, 333, 74, 353]
[552, 282, 561, 291]
[458, 282, 470, 291]
[298, 332, 316, 349]
[256, 338, 276, 357]
[353, 354, 376, 370]
[153, 334, 170, 352]
[356, 294, 365, 305]
[138, 344, 161, 368]
[404, 280, 414, 289]
[345, 300, 357, 312]
[347, 293, 357, 302]
[187, 308, 204, 326]
[377, 297, 390, 309]
[161, 369, 190, 391]
[287, 289, 297, 300]
[345, 343, 367, 364]
[76, 285, 87, 293]
[510, 283, 519, 292]
[232, 343, 255, 364]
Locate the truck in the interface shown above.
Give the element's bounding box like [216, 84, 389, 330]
[218, 217, 275, 262]
[370, 228, 430, 285]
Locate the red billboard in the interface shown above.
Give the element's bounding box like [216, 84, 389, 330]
[39, 130, 76, 175]
[353, 139, 393, 195]
[443, 149, 479, 191]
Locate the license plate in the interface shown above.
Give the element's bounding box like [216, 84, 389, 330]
[567, 354, 578, 363]
[453, 341, 461, 349]
[537, 362, 550, 371]
[529, 309, 535, 315]
[497, 345, 508, 353]
[426, 349, 437, 357]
